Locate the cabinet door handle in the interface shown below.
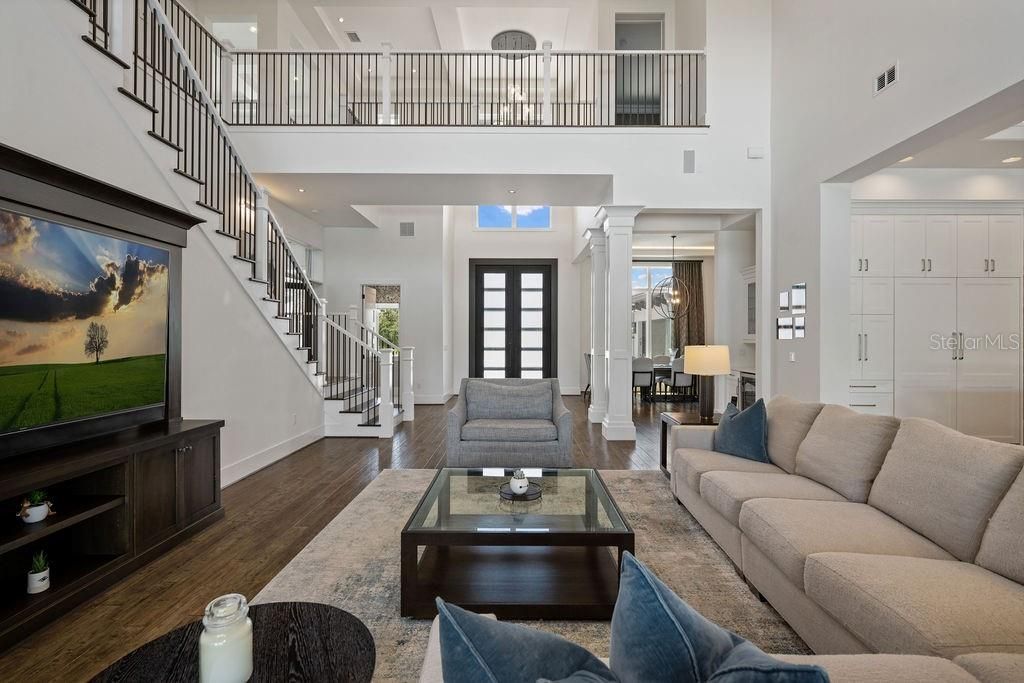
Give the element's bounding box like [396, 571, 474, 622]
[850, 403, 878, 408]
[850, 384, 878, 389]
[984, 258, 990, 272]
[858, 258, 863, 272]
[927, 258, 932, 272]
[991, 258, 996, 272]
[857, 333, 862, 361]
[864, 333, 869, 361]
[921, 258, 926, 272]
[864, 258, 869, 272]
[959, 332, 965, 360]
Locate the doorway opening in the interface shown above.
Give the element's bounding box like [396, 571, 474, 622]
[361, 284, 401, 348]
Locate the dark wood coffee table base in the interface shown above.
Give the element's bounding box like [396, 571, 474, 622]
[402, 544, 629, 620]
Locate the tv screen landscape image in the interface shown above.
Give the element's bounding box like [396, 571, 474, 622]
[0, 208, 169, 436]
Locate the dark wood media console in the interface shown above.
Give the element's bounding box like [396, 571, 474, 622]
[0, 419, 224, 649]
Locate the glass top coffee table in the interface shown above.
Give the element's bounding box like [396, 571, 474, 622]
[400, 468, 634, 619]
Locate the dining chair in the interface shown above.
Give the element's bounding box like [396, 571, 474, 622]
[632, 357, 654, 401]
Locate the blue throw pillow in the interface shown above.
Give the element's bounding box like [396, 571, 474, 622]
[435, 598, 617, 683]
[610, 553, 828, 682]
[714, 399, 769, 462]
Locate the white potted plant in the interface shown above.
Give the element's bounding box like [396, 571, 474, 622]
[18, 490, 54, 524]
[27, 550, 50, 595]
[509, 469, 530, 495]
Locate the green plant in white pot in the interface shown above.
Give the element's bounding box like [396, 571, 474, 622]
[27, 550, 50, 595]
[18, 490, 54, 524]
[509, 469, 529, 495]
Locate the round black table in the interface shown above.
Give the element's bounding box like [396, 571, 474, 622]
[92, 602, 375, 682]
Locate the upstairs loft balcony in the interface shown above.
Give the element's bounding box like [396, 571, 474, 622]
[223, 49, 707, 128]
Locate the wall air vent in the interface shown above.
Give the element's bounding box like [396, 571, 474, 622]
[345, 31, 361, 43]
[874, 63, 898, 94]
[400, 222, 415, 237]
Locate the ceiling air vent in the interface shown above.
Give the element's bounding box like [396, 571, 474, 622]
[345, 31, 361, 43]
[400, 222, 415, 237]
[874, 63, 898, 94]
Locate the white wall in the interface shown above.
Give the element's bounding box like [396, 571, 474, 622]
[771, 0, 1024, 400]
[1, 0, 326, 484]
[713, 229, 755, 408]
[321, 207, 449, 402]
[852, 168, 1024, 203]
[270, 197, 325, 250]
[450, 206, 583, 393]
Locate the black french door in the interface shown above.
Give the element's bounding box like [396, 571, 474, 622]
[470, 259, 557, 379]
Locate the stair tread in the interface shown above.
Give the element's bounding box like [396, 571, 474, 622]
[117, 87, 157, 113]
[147, 130, 182, 152]
[81, 35, 130, 70]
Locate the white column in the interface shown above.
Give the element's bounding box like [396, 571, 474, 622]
[602, 206, 643, 441]
[254, 188, 269, 282]
[381, 42, 393, 124]
[541, 40, 553, 125]
[378, 349, 395, 438]
[219, 50, 235, 121]
[401, 346, 416, 420]
[588, 230, 608, 423]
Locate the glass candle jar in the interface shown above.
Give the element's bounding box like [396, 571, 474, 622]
[199, 594, 253, 683]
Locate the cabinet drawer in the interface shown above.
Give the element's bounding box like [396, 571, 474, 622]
[849, 380, 893, 393]
[847, 393, 893, 415]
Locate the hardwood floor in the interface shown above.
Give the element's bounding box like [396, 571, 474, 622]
[0, 395, 694, 681]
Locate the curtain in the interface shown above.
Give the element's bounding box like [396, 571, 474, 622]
[673, 260, 704, 349]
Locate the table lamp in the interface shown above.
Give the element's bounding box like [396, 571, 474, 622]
[683, 345, 731, 424]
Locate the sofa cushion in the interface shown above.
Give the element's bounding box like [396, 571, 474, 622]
[794, 405, 899, 502]
[610, 552, 828, 683]
[954, 653, 1024, 683]
[673, 448, 784, 493]
[699, 471, 846, 525]
[435, 598, 615, 683]
[713, 399, 769, 462]
[739, 499, 954, 588]
[805, 553, 1024, 658]
[976, 468, 1024, 584]
[868, 417, 1024, 562]
[766, 396, 824, 474]
[465, 379, 552, 421]
[776, 655, 978, 683]
[461, 418, 557, 442]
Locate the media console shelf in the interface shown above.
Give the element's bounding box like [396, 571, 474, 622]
[0, 419, 224, 649]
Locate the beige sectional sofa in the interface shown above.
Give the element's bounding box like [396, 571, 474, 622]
[670, 396, 1024, 678]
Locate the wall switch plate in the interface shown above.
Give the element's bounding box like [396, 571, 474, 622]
[788, 352, 796, 362]
[747, 146, 765, 159]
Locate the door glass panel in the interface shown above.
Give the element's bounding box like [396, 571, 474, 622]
[521, 370, 543, 379]
[484, 330, 506, 348]
[483, 291, 506, 308]
[521, 350, 543, 368]
[522, 310, 543, 328]
[521, 330, 543, 348]
[521, 290, 543, 309]
[521, 272, 544, 288]
[484, 310, 505, 327]
[484, 272, 506, 288]
[483, 369, 506, 378]
[484, 350, 505, 367]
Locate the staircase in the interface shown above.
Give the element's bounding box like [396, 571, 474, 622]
[63, 0, 410, 437]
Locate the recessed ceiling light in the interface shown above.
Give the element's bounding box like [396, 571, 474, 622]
[249, 26, 257, 33]
[311, 209, 319, 214]
[412, 68, 417, 73]
[508, 189, 517, 195]
[1002, 156, 1022, 164]
[298, 188, 305, 193]
[898, 156, 914, 163]
[338, 17, 345, 23]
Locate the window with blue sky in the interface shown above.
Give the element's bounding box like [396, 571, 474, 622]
[477, 205, 551, 230]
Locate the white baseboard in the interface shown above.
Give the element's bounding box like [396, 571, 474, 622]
[415, 393, 454, 404]
[220, 424, 325, 487]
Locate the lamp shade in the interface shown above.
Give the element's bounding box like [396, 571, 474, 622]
[683, 345, 731, 376]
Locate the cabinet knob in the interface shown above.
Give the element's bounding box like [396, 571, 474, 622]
[921, 258, 925, 272]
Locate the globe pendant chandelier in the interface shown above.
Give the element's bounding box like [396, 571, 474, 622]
[652, 235, 691, 321]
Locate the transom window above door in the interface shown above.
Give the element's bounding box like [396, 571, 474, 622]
[477, 205, 552, 230]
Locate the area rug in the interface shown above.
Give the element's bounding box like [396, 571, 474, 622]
[254, 469, 810, 682]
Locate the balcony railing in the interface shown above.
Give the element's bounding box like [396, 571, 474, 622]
[225, 48, 706, 128]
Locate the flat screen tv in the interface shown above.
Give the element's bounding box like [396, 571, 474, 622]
[0, 207, 169, 449]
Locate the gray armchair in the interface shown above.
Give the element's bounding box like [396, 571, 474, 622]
[447, 378, 573, 468]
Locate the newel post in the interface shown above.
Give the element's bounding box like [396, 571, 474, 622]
[378, 349, 395, 438]
[401, 346, 415, 421]
[316, 299, 327, 379]
[381, 42, 393, 124]
[541, 40, 553, 125]
[254, 187, 269, 282]
[219, 50, 235, 121]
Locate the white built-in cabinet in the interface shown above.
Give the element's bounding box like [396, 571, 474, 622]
[848, 212, 1023, 443]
